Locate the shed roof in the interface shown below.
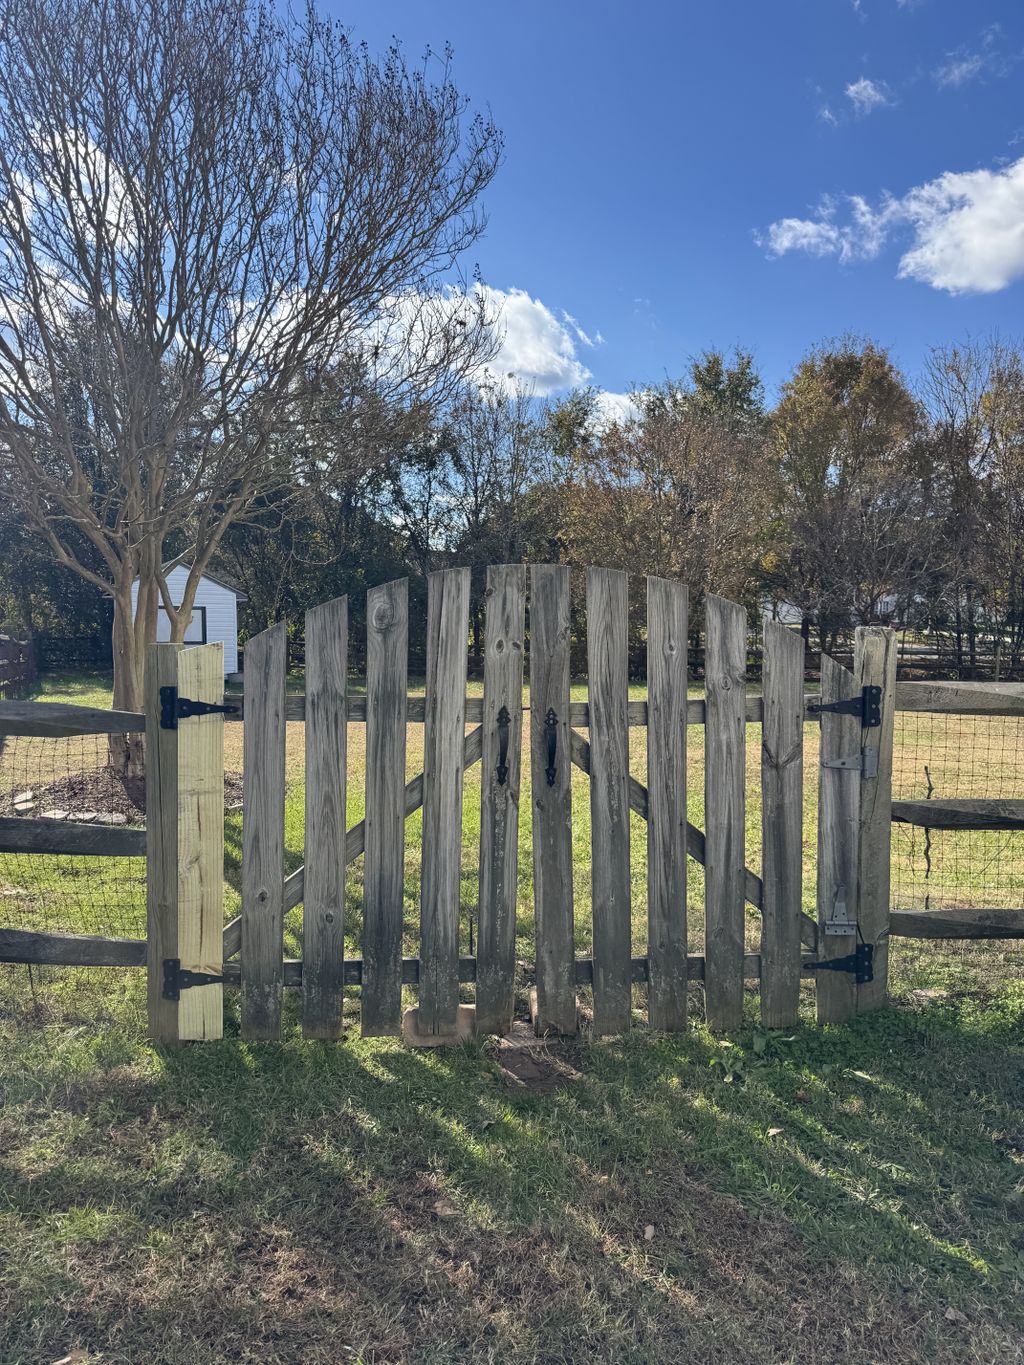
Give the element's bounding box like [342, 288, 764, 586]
[128, 563, 248, 601]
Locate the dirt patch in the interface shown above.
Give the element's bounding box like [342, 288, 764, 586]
[0, 765, 244, 822]
[492, 1021, 584, 1093]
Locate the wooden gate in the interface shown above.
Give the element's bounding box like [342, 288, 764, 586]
[143, 564, 898, 1043]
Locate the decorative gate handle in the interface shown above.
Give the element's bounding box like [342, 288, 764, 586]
[495, 705, 511, 785]
[544, 707, 558, 786]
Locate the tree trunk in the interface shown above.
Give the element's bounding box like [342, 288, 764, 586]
[109, 577, 147, 808]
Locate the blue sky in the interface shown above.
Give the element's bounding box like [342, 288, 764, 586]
[339, 1, 1024, 408]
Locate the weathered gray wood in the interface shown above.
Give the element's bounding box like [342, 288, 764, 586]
[0, 700, 146, 737]
[529, 564, 577, 1036]
[241, 622, 287, 1040]
[0, 816, 145, 857]
[476, 564, 526, 1036]
[891, 799, 1024, 830]
[145, 644, 181, 1044]
[760, 619, 804, 1028]
[815, 654, 861, 1025]
[235, 724, 484, 942]
[568, 727, 810, 938]
[586, 567, 632, 1037]
[894, 680, 1024, 717]
[361, 579, 409, 1037]
[418, 568, 470, 1036]
[703, 595, 747, 1033]
[889, 907, 1024, 939]
[854, 626, 897, 1013]
[646, 577, 688, 1032]
[302, 597, 348, 1040]
[0, 926, 147, 967]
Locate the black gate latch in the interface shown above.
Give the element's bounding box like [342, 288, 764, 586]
[159, 686, 240, 730]
[807, 684, 881, 729]
[806, 943, 874, 984]
[162, 957, 225, 1001]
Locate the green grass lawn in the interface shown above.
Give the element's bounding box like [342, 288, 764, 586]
[1, 672, 1023, 1362]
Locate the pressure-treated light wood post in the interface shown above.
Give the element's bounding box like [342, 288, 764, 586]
[854, 625, 897, 1012]
[146, 641, 225, 1043]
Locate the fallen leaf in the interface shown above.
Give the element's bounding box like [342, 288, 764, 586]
[944, 1306, 967, 1324]
[767, 1127, 784, 1138]
[643, 1224, 655, 1241]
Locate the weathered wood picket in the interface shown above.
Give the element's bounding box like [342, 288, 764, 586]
[8, 562, 956, 1045]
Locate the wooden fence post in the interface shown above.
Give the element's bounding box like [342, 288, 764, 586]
[146, 641, 225, 1043]
[854, 625, 897, 1012]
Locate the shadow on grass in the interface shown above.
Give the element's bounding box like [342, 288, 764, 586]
[1, 985, 1022, 1362]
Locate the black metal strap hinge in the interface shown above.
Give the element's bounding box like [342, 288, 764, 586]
[159, 686, 240, 730]
[806, 943, 874, 984]
[162, 957, 225, 1001]
[807, 684, 882, 729]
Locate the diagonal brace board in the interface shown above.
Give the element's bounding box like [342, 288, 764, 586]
[568, 730, 816, 950]
[222, 726, 485, 960]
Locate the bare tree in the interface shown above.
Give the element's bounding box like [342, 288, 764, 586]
[0, 0, 501, 751]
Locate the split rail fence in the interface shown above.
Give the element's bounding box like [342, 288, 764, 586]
[2, 564, 1024, 1045]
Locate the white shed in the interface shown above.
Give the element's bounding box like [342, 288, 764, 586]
[131, 564, 246, 675]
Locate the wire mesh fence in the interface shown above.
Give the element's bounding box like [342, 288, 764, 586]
[891, 712, 1024, 912]
[2, 691, 1023, 1035]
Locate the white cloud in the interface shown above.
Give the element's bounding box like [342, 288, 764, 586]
[934, 52, 986, 88]
[845, 76, 891, 115]
[476, 285, 592, 394]
[561, 309, 603, 349]
[592, 390, 640, 429]
[760, 155, 1024, 293]
[934, 26, 1009, 89]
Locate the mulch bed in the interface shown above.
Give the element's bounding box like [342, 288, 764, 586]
[0, 766, 245, 823]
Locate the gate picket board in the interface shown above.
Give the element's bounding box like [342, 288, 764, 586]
[760, 620, 804, 1028]
[704, 595, 747, 1033]
[815, 654, 861, 1025]
[362, 579, 409, 1037]
[646, 577, 688, 1032]
[476, 564, 527, 1036]
[587, 567, 632, 1036]
[418, 568, 471, 1037]
[529, 564, 577, 1036]
[241, 621, 287, 1040]
[302, 597, 347, 1039]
